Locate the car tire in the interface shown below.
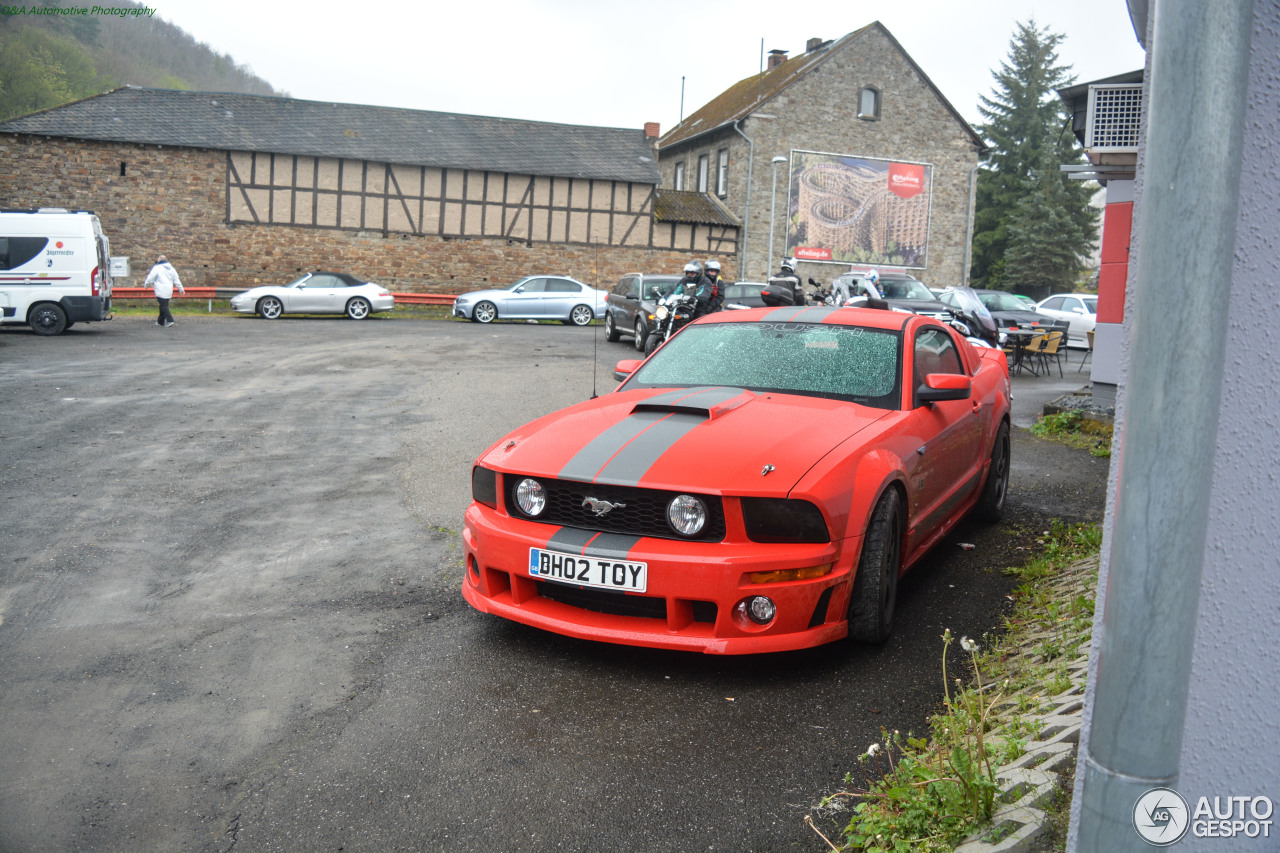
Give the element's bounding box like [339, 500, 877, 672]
[345, 297, 371, 320]
[570, 304, 594, 326]
[974, 421, 1010, 522]
[29, 302, 68, 336]
[474, 301, 497, 324]
[604, 312, 620, 342]
[634, 320, 647, 352]
[644, 332, 661, 356]
[847, 488, 903, 644]
[258, 296, 283, 319]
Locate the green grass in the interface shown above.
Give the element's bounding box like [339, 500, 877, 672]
[1029, 411, 1112, 458]
[812, 521, 1102, 852]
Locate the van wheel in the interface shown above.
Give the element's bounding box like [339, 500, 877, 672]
[30, 303, 68, 336]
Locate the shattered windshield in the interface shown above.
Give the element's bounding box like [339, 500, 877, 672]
[628, 322, 902, 409]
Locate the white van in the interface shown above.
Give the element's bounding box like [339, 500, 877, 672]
[0, 208, 113, 335]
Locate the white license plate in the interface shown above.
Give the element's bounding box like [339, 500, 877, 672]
[528, 547, 647, 593]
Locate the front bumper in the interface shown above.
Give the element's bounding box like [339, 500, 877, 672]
[460, 501, 859, 654]
[452, 303, 472, 319]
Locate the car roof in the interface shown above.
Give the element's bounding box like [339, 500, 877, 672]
[689, 304, 921, 333]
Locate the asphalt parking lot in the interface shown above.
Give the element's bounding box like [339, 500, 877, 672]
[0, 314, 1109, 852]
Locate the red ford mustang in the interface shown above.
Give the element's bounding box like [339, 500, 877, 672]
[461, 304, 1011, 654]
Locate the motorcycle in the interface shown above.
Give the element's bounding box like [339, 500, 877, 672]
[644, 291, 700, 355]
[807, 277, 836, 306]
[939, 286, 999, 348]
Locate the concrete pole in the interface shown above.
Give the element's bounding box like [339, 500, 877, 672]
[1072, 1, 1255, 849]
[767, 155, 787, 276]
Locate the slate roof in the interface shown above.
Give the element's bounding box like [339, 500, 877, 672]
[0, 87, 661, 184]
[659, 22, 986, 154]
[653, 190, 739, 226]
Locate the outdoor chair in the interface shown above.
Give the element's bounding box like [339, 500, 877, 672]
[1077, 329, 1095, 372]
[1017, 332, 1047, 376]
[1038, 331, 1066, 377]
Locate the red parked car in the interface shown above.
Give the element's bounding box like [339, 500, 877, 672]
[461, 304, 1011, 654]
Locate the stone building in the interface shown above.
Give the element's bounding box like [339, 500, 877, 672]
[0, 87, 739, 292]
[657, 22, 987, 288]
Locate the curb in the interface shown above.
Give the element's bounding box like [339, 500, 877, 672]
[954, 559, 1096, 853]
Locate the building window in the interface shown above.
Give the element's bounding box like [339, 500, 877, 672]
[697, 154, 709, 192]
[716, 148, 729, 197]
[674, 161, 685, 190]
[858, 87, 881, 120]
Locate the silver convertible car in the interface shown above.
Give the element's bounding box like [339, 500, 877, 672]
[229, 272, 395, 319]
[452, 275, 608, 325]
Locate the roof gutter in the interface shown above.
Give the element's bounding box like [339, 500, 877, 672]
[731, 119, 755, 279]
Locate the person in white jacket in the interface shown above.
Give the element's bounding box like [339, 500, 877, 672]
[144, 254, 185, 327]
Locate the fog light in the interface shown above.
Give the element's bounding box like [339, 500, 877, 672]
[515, 478, 546, 516]
[736, 595, 776, 625]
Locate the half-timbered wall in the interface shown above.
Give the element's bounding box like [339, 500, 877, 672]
[0, 136, 741, 292]
[225, 151, 735, 256]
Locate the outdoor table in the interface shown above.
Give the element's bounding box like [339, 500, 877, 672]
[1004, 327, 1049, 375]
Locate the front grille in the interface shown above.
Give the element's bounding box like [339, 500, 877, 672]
[506, 477, 726, 542]
[535, 581, 718, 624]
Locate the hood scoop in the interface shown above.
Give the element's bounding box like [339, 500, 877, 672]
[631, 387, 754, 421]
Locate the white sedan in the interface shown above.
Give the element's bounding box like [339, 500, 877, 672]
[452, 275, 608, 325]
[229, 272, 395, 319]
[1036, 293, 1098, 344]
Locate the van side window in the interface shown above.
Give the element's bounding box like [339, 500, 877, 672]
[0, 236, 49, 270]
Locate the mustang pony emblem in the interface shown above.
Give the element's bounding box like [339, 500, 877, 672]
[582, 497, 626, 517]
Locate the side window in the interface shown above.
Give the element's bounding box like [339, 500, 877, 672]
[626, 277, 641, 299]
[716, 148, 729, 197]
[1065, 297, 1085, 313]
[305, 274, 339, 288]
[697, 154, 709, 193]
[519, 278, 547, 293]
[612, 278, 631, 297]
[546, 280, 581, 293]
[913, 328, 964, 391]
[674, 162, 685, 191]
[1041, 297, 1064, 311]
[0, 236, 49, 270]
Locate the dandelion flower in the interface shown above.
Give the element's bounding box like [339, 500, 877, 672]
[866, 743, 882, 757]
[961, 636, 979, 653]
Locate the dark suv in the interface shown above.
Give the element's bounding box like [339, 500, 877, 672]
[831, 271, 949, 319]
[604, 273, 681, 351]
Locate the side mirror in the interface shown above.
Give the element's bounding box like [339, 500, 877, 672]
[614, 359, 642, 382]
[916, 373, 971, 404]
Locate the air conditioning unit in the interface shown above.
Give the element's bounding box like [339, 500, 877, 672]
[1086, 84, 1143, 152]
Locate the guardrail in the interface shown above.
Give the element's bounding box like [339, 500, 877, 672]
[110, 287, 457, 306]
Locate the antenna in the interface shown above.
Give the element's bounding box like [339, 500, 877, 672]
[758, 38, 764, 102]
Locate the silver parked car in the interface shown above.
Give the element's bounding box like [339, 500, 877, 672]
[229, 272, 395, 319]
[452, 275, 607, 325]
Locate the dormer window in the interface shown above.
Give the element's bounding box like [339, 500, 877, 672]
[858, 87, 881, 120]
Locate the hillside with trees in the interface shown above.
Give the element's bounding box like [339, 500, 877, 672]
[0, 0, 282, 121]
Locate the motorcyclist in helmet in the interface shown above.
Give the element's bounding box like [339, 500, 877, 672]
[673, 261, 715, 317]
[703, 260, 726, 313]
[765, 257, 806, 306]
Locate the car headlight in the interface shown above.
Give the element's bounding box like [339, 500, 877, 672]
[514, 478, 546, 516]
[741, 498, 830, 543]
[667, 494, 707, 536]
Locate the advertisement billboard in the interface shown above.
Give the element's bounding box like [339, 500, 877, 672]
[785, 150, 933, 268]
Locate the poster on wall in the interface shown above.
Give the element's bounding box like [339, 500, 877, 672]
[785, 150, 933, 269]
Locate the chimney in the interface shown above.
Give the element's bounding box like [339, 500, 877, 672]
[767, 49, 788, 70]
[644, 122, 660, 139]
[806, 37, 823, 52]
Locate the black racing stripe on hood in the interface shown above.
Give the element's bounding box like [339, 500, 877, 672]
[547, 528, 643, 559]
[559, 388, 738, 486]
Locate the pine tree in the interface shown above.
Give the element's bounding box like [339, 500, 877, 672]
[970, 20, 1098, 295]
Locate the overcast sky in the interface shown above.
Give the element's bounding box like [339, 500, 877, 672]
[153, 0, 1146, 134]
